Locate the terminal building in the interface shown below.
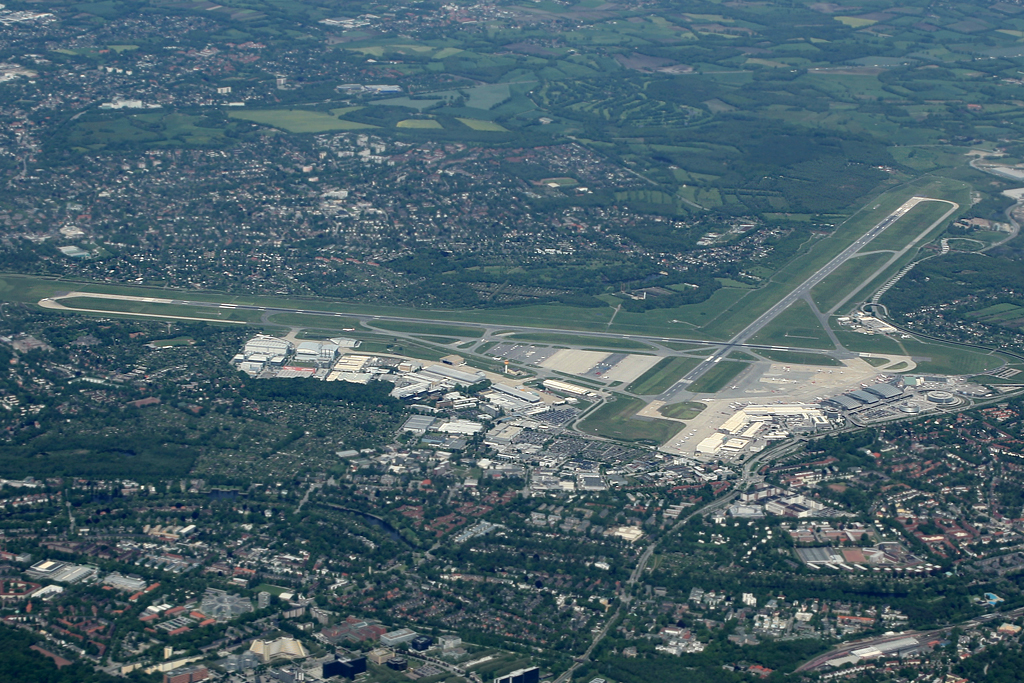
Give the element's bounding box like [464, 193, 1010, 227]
[823, 382, 903, 411]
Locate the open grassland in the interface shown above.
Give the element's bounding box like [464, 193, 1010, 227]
[686, 360, 749, 394]
[610, 287, 750, 338]
[266, 312, 361, 329]
[367, 320, 481, 337]
[659, 401, 706, 420]
[755, 349, 843, 366]
[898, 338, 1003, 375]
[396, 119, 443, 129]
[456, 117, 508, 131]
[749, 300, 834, 350]
[578, 395, 680, 445]
[626, 356, 702, 395]
[866, 199, 959, 252]
[832, 329, 906, 356]
[228, 109, 374, 133]
[810, 251, 891, 312]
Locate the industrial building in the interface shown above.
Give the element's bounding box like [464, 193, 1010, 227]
[437, 420, 484, 436]
[422, 364, 486, 385]
[542, 379, 597, 398]
[493, 383, 541, 403]
[25, 560, 96, 584]
[103, 572, 148, 592]
[243, 335, 292, 358]
[295, 341, 339, 364]
[402, 415, 437, 434]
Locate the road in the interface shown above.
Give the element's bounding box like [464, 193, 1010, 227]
[796, 604, 1024, 673]
[674, 197, 948, 392]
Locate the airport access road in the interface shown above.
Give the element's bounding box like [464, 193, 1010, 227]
[670, 197, 953, 396]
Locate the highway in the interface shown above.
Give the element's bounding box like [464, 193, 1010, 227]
[675, 197, 946, 391]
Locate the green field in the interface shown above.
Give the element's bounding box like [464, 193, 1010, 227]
[411, 335, 459, 344]
[748, 300, 834, 350]
[456, 117, 508, 131]
[228, 109, 375, 133]
[686, 360, 749, 394]
[506, 332, 654, 350]
[898, 338, 1003, 375]
[397, 119, 443, 129]
[866, 199, 957, 252]
[368, 320, 481, 338]
[810, 251, 892, 312]
[266, 312, 362, 329]
[577, 395, 680, 445]
[626, 356, 702, 395]
[755, 349, 842, 366]
[148, 337, 195, 347]
[832, 329, 906, 356]
[658, 401, 706, 420]
[64, 112, 239, 150]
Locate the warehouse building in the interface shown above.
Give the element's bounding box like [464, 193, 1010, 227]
[493, 383, 541, 403]
[295, 341, 339, 364]
[422, 364, 486, 385]
[542, 379, 596, 397]
[243, 335, 292, 358]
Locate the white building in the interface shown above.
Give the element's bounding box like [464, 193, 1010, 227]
[243, 335, 292, 358]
